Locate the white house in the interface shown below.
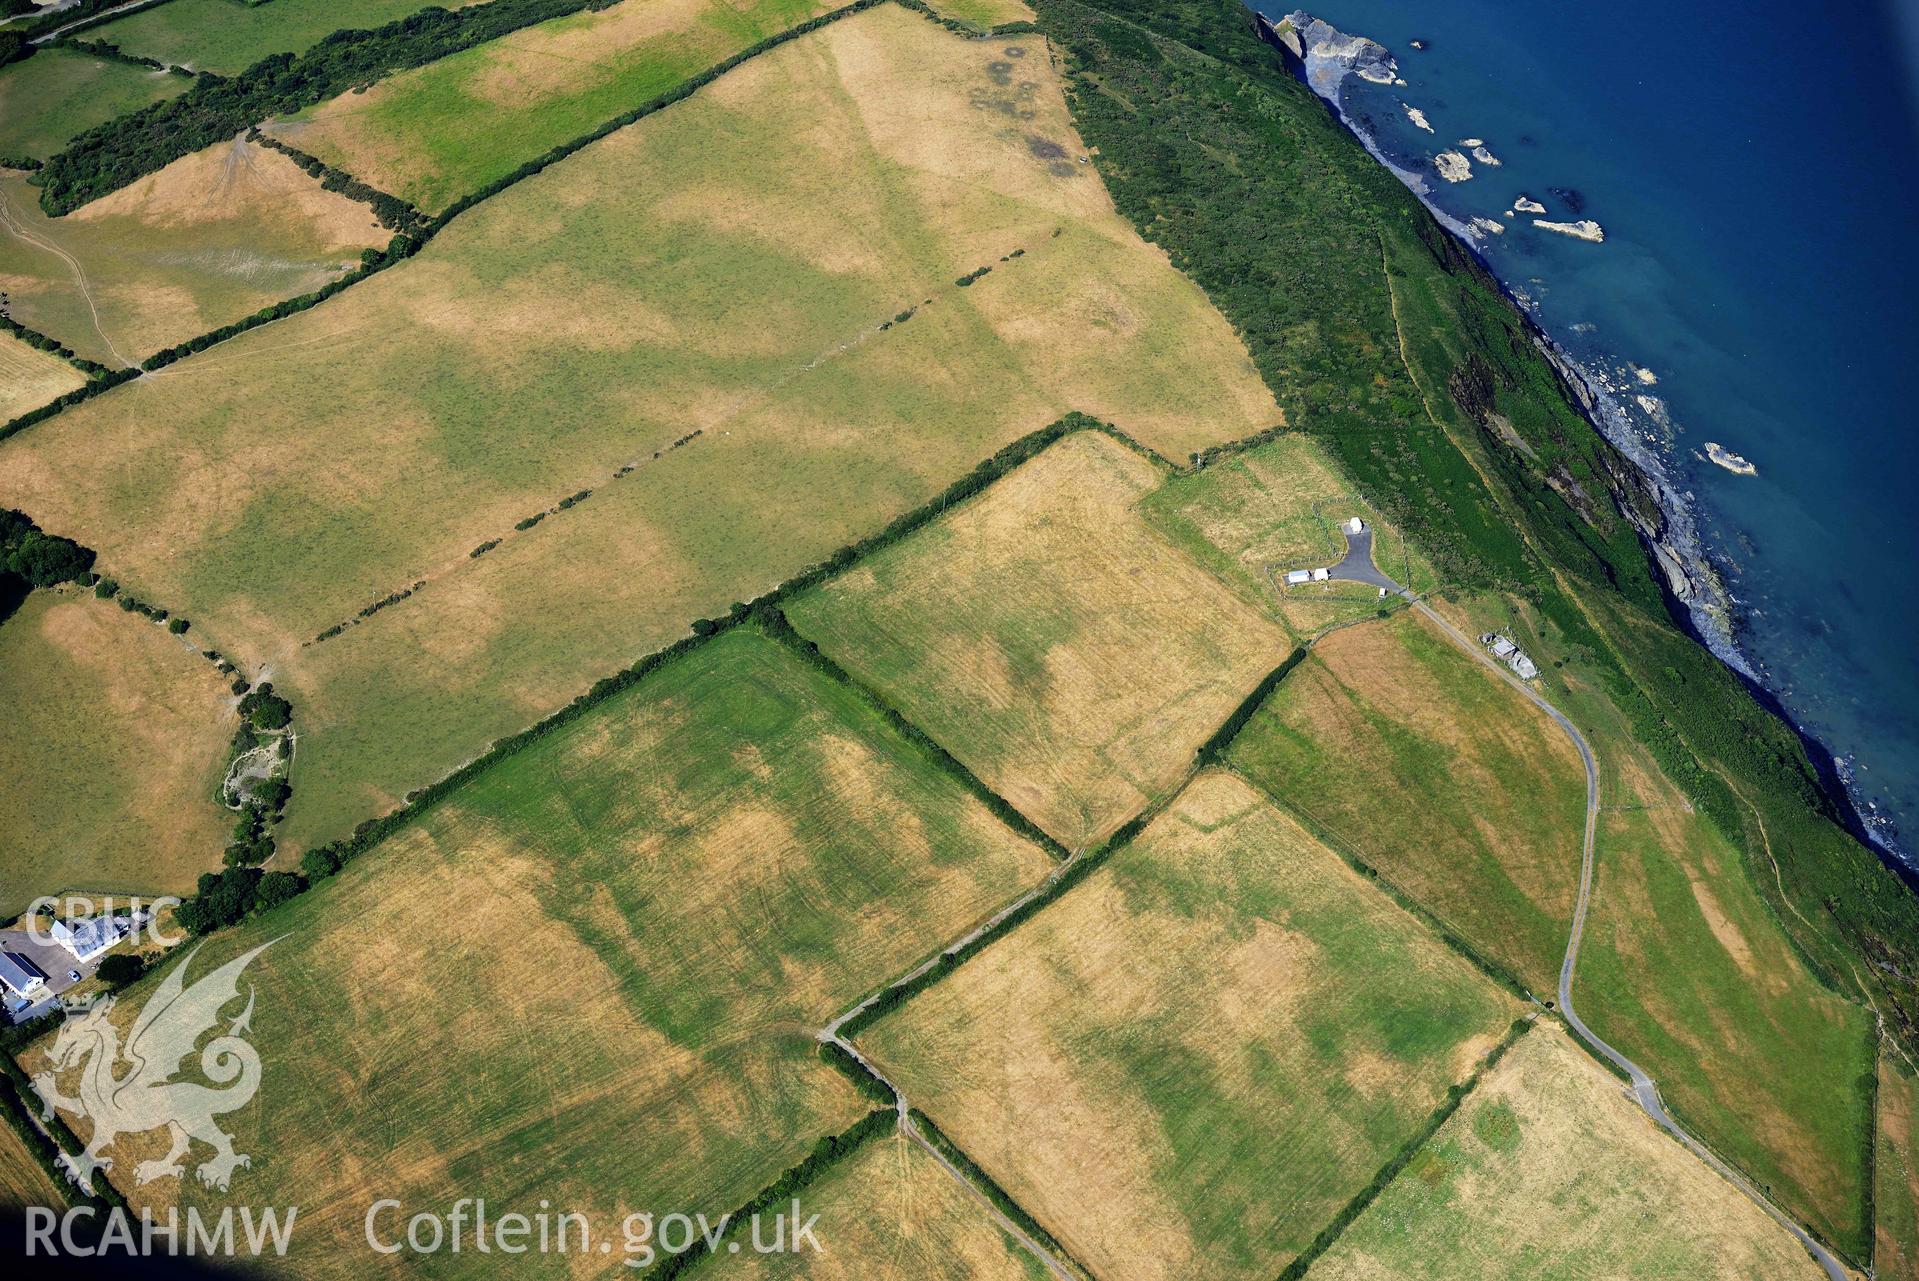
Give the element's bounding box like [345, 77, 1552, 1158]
[0, 951, 48, 1000]
[1285, 569, 1311, 586]
[51, 915, 130, 963]
[1348, 516, 1364, 534]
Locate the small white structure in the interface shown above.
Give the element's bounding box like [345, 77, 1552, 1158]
[1347, 516, 1364, 534]
[0, 951, 48, 1000]
[1480, 632, 1540, 681]
[1311, 567, 1331, 583]
[51, 915, 130, 963]
[1285, 569, 1311, 586]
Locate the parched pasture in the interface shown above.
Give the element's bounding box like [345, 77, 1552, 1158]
[856, 772, 1520, 1281]
[788, 430, 1290, 850]
[1226, 607, 1585, 995]
[704, 1128, 1051, 1280]
[20, 626, 1046, 1276]
[85, 0, 494, 77]
[1312, 1024, 1827, 1281]
[1137, 432, 1437, 639]
[269, 0, 839, 215]
[0, 139, 387, 367]
[0, 589, 235, 918]
[0, 3, 1277, 853]
[0, 49, 190, 163]
[0, 330, 85, 422]
[0, 1112, 67, 1213]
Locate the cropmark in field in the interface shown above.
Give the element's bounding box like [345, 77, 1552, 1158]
[21, 626, 1049, 1274]
[0, 3, 1278, 853]
[0, 330, 85, 423]
[789, 430, 1290, 849]
[857, 771, 1521, 1281]
[0, 588, 235, 917]
[269, 0, 841, 215]
[0, 137, 388, 368]
[1311, 1023, 1825, 1281]
[704, 1128, 1053, 1280]
[1226, 607, 1585, 995]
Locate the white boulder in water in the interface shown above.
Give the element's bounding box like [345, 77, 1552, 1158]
[1535, 218, 1604, 242]
[1514, 194, 1547, 214]
[1434, 150, 1473, 182]
[1404, 103, 1434, 132]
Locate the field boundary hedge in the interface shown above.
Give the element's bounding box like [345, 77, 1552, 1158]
[1226, 765, 1536, 1004]
[760, 607, 1070, 859]
[642, 1107, 895, 1280]
[909, 1107, 1089, 1276]
[245, 127, 426, 232]
[1276, 1016, 1534, 1280]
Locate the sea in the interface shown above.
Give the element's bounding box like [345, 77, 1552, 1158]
[1256, 0, 1919, 869]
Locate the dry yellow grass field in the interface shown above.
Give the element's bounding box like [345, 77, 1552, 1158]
[0, 1120, 67, 1212]
[0, 138, 386, 366]
[1226, 608, 1585, 994]
[0, 330, 84, 423]
[705, 1129, 1048, 1280]
[1313, 1023, 1826, 1281]
[269, 0, 841, 214]
[858, 772, 1520, 1281]
[0, 589, 234, 917]
[22, 627, 1048, 1277]
[0, 4, 1277, 853]
[789, 431, 1291, 849]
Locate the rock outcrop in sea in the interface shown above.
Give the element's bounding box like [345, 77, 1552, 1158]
[1262, 9, 1743, 672]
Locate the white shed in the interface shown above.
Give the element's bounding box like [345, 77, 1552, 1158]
[1311, 568, 1331, 583]
[1347, 517, 1364, 534]
[1285, 569, 1311, 586]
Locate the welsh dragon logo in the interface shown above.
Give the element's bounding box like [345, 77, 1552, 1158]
[30, 942, 274, 1193]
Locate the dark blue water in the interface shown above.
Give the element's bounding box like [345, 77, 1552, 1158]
[1263, 0, 1919, 862]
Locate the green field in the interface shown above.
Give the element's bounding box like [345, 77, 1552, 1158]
[0, 140, 386, 365]
[1456, 589, 1882, 1261]
[0, 48, 190, 162]
[924, 0, 1033, 28]
[87, 0, 490, 76]
[1138, 432, 1438, 640]
[272, 0, 837, 214]
[1313, 1024, 1824, 1281]
[1573, 796, 1877, 1259]
[1879, 1050, 1919, 1281]
[858, 771, 1520, 1281]
[0, 4, 1275, 853]
[705, 1128, 1051, 1280]
[23, 625, 1046, 1274]
[0, 589, 235, 917]
[789, 431, 1289, 849]
[1226, 608, 1584, 995]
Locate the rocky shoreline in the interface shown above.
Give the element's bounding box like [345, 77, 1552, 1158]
[1258, 6, 1913, 869]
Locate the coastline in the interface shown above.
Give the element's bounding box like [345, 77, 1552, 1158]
[1255, 7, 1915, 881]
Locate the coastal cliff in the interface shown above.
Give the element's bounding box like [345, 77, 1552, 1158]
[1033, 0, 1919, 1068]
